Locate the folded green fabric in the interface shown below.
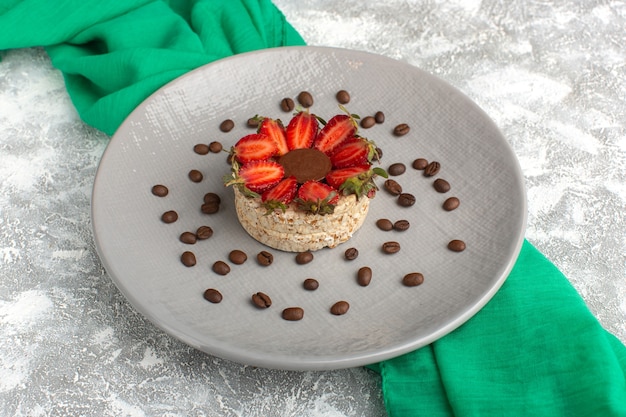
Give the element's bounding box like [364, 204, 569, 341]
[2, 1, 625, 416]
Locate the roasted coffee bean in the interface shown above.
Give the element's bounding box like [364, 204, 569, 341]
[344, 247, 359, 261]
[282, 307, 304, 321]
[201, 202, 219, 214]
[357, 266, 372, 287]
[203, 288, 222, 303]
[295, 251, 314, 265]
[443, 197, 460, 211]
[151, 184, 168, 197]
[228, 249, 247, 265]
[303, 278, 319, 291]
[219, 119, 234, 132]
[280, 97, 295, 112]
[382, 241, 401, 254]
[330, 301, 350, 316]
[397, 193, 416, 207]
[252, 292, 272, 309]
[393, 219, 410, 231]
[403, 272, 424, 287]
[393, 123, 410, 136]
[179, 232, 197, 244]
[188, 169, 203, 183]
[384, 179, 402, 195]
[448, 239, 466, 252]
[257, 250, 273, 266]
[297, 91, 314, 108]
[196, 226, 213, 239]
[161, 210, 178, 223]
[193, 144, 210, 155]
[181, 251, 196, 267]
[374, 147, 383, 160]
[388, 163, 406, 176]
[247, 117, 259, 128]
[412, 158, 428, 170]
[433, 178, 451, 193]
[203, 192, 221, 205]
[424, 161, 441, 177]
[209, 141, 223, 153]
[360, 116, 376, 129]
[374, 111, 385, 124]
[212, 260, 230, 275]
[336, 90, 351, 104]
[376, 218, 393, 231]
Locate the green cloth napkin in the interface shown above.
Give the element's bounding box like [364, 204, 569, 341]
[2, 1, 625, 416]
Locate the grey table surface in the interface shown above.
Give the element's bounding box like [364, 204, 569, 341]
[1, 0, 624, 416]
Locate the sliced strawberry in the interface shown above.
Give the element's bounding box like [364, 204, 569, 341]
[313, 114, 356, 155]
[286, 111, 318, 150]
[296, 180, 339, 214]
[329, 137, 371, 168]
[261, 176, 298, 204]
[237, 160, 284, 193]
[232, 133, 277, 164]
[258, 118, 289, 156]
[325, 165, 372, 190]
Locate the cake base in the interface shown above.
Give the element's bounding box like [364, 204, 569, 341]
[233, 187, 370, 252]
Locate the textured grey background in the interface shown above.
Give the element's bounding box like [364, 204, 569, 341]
[1, 0, 624, 416]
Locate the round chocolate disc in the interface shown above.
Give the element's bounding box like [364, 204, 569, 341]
[278, 148, 332, 183]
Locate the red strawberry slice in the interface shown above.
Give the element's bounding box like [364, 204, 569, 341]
[297, 180, 339, 205]
[261, 176, 298, 204]
[325, 165, 372, 190]
[313, 114, 356, 155]
[286, 111, 318, 150]
[258, 118, 289, 156]
[329, 137, 371, 168]
[237, 160, 284, 193]
[233, 133, 277, 164]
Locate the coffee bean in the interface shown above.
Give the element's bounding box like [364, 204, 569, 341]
[403, 273, 424, 287]
[376, 218, 393, 231]
[203, 288, 222, 303]
[303, 278, 319, 291]
[424, 161, 441, 177]
[344, 247, 359, 261]
[393, 123, 410, 136]
[219, 119, 234, 132]
[336, 90, 351, 104]
[388, 163, 406, 176]
[151, 184, 168, 197]
[393, 219, 410, 231]
[193, 144, 210, 155]
[212, 260, 230, 275]
[382, 241, 401, 254]
[397, 193, 416, 207]
[295, 251, 314, 265]
[374, 111, 385, 124]
[247, 117, 259, 128]
[357, 266, 372, 287]
[181, 251, 196, 267]
[161, 210, 178, 223]
[384, 179, 402, 196]
[448, 239, 466, 252]
[280, 97, 295, 112]
[443, 197, 460, 211]
[201, 202, 219, 214]
[228, 249, 247, 265]
[257, 251, 273, 266]
[251, 292, 272, 309]
[330, 301, 350, 316]
[196, 226, 213, 239]
[180, 232, 197, 244]
[375, 147, 383, 160]
[297, 91, 314, 108]
[203, 192, 221, 205]
[209, 141, 223, 153]
[188, 169, 203, 183]
[412, 158, 428, 170]
[433, 178, 450, 193]
[282, 307, 304, 321]
[360, 116, 376, 129]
